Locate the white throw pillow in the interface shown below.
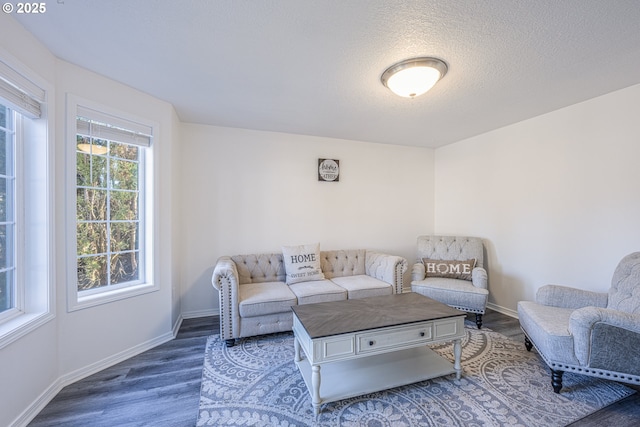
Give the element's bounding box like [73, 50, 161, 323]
[282, 243, 325, 285]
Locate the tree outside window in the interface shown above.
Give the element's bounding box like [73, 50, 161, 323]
[76, 117, 144, 293]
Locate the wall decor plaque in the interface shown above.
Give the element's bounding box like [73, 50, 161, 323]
[318, 159, 340, 182]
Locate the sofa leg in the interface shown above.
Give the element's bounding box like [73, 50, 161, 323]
[524, 336, 533, 351]
[225, 339, 235, 348]
[475, 313, 483, 329]
[551, 369, 564, 393]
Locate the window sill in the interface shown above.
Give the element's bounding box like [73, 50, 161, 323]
[0, 310, 55, 350]
[68, 282, 159, 312]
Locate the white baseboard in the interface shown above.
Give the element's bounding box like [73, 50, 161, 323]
[11, 378, 64, 427]
[62, 331, 176, 386]
[486, 302, 518, 319]
[181, 308, 219, 319]
[172, 313, 184, 337]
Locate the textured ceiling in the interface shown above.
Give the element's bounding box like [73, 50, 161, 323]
[13, 0, 640, 148]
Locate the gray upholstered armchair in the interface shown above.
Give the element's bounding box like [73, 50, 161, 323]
[518, 252, 640, 393]
[411, 236, 489, 328]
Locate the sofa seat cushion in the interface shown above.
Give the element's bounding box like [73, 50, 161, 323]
[289, 279, 347, 305]
[411, 277, 488, 311]
[331, 275, 393, 299]
[239, 281, 297, 318]
[517, 300, 579, 365]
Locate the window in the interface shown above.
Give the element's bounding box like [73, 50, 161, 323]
[0, 103, 15, 318]
[0, 56, 52, 348]
[68, 99, 155, 310]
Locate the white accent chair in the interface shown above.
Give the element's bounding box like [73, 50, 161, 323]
[518, 252, 640, 393]
[411, 235, 489, 328]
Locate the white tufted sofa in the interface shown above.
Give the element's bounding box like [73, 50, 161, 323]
[212, 249, 407, 346]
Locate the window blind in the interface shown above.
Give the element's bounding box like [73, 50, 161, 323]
[0, 59, 44, 119]
[77, 106, 152, 147]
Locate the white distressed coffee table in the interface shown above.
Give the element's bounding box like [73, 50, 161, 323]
[292, 292, 465, 416]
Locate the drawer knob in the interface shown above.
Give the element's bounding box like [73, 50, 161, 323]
[420, 331, 425, 337]
[369, 340, 375, 346]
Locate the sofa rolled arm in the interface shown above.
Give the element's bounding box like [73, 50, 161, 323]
[365, 251, 408, 294]
[569, 306, 640, 365]
[411, 262, 426, 282]
[211, 256, 238, 291]
[536, 284, 608, 309]
[471, 267, 488, 289]
[211, 256, 241, 341]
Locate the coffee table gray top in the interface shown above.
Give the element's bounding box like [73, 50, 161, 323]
[291, 292, 464, 338]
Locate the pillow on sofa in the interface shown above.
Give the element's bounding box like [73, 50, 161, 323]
[422, 258, 476, 280]
[282, 243, 325, 285]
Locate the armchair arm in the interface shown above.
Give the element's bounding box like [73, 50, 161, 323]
[569, 306, 640, 366]
[471, 267, 488, 289]
[536, 284, 608, 309]
[211, 256, 241, 341]
[365, 251, 408, 294]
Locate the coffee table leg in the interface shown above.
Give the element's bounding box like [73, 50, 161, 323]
[453, 338, 462, 379]
[294, 336, 301, 362]
[312, 364, 321, 416]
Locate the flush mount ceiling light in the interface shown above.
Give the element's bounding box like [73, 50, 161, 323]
[381, 57, 448, 98]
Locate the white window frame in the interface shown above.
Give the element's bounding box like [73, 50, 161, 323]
[66, 95, 157, 312]
[0, 105, 18, 323]
[0, 54, 53, 350]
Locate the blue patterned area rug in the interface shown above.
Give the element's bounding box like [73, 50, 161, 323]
[197, 325, 634, 426]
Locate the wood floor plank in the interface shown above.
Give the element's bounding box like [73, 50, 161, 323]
[27, 311, 639, 426]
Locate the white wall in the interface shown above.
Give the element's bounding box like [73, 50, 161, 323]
[0, 13, 181, 426]
[0, 13, 59, 427]
[179, 124, 435, 316]
[434, 83, 640, 314]
[171, 108, 183, 328]
[54, 60, 179, 375]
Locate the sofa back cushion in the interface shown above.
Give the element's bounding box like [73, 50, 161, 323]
[416, 235, 484, 269]
[608, 251, 640, 314]
[231, 253, 286, 284]
[321, 249, 366, 279]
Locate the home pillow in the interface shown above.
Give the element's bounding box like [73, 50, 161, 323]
[422, 258, 477, 280]
[282, 243, 325, 285]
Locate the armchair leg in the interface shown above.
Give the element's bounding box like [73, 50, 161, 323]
[475, 313, 483, 329]
[225, 339, 235, 347]
[524, 336, 533, 351]
[551, 369, 564, 393]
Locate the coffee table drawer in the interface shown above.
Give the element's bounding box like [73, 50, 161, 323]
[317, 335, 356, 361]
[434, 318, 464, 339]
[357, 323, 432, 354]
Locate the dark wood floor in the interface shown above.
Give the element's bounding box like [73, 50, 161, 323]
[28, 310, 639, 426]
[28, 317, 217, 427]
